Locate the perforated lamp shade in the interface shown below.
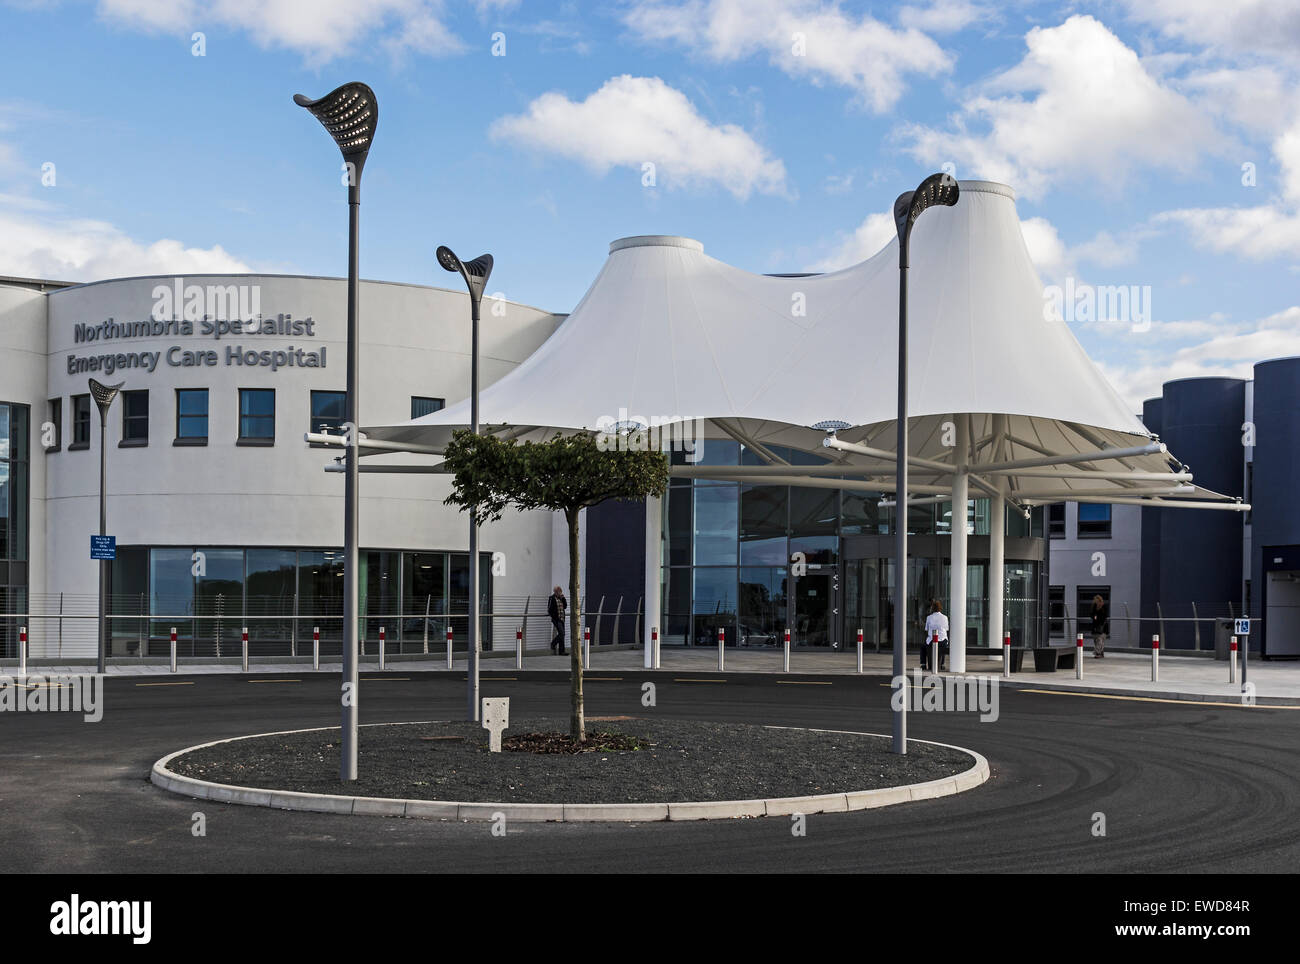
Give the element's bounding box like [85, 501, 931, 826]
[436, 246, 494, 303]
[293, 82, 378, 181]
[88, 378, 123, 417]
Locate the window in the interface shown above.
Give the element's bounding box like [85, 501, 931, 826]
[1048, 502, 1066, 538]
[121, 390, 149, 444]
[175, 389, 208, 444]
[310, 390, 347, 436]
[47, 398, 61, 452]
[238, 389, 275, 444]
[1076, 502, 1111, 537]
[1048, 585, 1065, 637]
[71, 394, 91, 449]
[411, 396, 444, 419]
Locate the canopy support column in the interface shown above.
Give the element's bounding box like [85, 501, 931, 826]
[949, 416, 969, 673]
[644, 494, 662, 669]
[989, 487, 1006, 669]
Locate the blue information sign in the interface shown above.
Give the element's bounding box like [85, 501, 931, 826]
[91, 535, 116, 560]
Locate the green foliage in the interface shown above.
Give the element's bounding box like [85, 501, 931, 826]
[442, 430, 671, 522]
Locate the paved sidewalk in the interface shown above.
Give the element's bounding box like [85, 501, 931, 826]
[16, 644, 1299, 703]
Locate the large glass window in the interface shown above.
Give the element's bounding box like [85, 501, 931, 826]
[246, 549, 296, 649]
[71, 394, 91, 448]
[403, 552, 446, 646]
[176, 389, 208, 443]
[693, 484, 738, 565]
[739, 566, 785, 646]
[1077, 503, 1111, 537]
[1048, 502, 1066, 538]
[411, 396, 444, 419]
[310, 390, 346, 435]
[1048, 585, 1065, 637]
[121, 390, 149, 443]
[239, 389, 275, 443]
[740, 484, 787, 565]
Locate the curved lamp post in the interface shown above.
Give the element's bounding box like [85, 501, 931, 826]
[295, 81, 378, 782]
[891, 172, 959, 754]
[89, 377, 123, 674]
[437, 246, 494, 722]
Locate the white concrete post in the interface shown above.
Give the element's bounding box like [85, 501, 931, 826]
[378, 626, 386, 671]
[988, 489, 1006, 674]
[312, 626, 319, 670]
[783, 627, 791, 673]
[18, 625, 27, 677]
[644, 494, 662, 670]
[1002, 632, 1011, 678]
[1229, 636, 1237, 683]
[241, 626, 249, 672]
[1076, 632, 1084, 679]
[515, 627, 523, 669]
[170, 627, 177, 673]
[948, 415, 970, 673]
[1152, 634, 1160, 682]
[717, 626, 725, 672]
[856, 628, 864, 674]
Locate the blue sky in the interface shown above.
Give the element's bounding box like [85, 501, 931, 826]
[2, 0, 1298, 408]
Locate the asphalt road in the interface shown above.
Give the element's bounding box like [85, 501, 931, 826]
[3, 671, 1298, 873]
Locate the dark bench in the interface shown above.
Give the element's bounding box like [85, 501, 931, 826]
[1007, 645, 1077, 672]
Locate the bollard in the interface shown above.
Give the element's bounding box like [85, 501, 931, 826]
[379, 626, 386, 671]
[170, 626, 177, 673]
[652, 627, 660, 669]
[583, 626, 591, 667]
[1229, 635, 1237, 683]
[241, 626, 249, 672]
[516, 627, 523, 669]
[313, 626, 320, 670]
[717, 627, 725, 672]
[1002, 632, 1011, 678]
[1151, 634, 1159, 682]
[446, 627, 453, 670]
[19, 625, 27, 677]
[930, 632, 939, 673]
[783, 628, 791, 673]
[856, 628, 864, 674]
[1076, 632, 1084, 679]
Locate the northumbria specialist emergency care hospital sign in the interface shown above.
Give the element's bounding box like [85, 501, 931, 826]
[65, 278, 327, 376]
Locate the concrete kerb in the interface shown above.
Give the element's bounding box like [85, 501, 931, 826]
[150, 721, 989, 823]
[997, 678, 1300, 707]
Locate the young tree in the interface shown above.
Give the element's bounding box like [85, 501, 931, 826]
[442, 429, 669, 741]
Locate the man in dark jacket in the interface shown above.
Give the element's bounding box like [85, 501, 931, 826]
[548, 586, 567, 655]
[1091, 595, 1109, 658]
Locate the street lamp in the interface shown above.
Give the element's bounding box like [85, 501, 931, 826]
[89, 377, 123, 675]
[437, 245, 493, 723]
[295, 81, 378, 782]
[891, 172, 959, 754]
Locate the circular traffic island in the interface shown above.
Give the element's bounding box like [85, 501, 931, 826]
[154, 718, 988, 821]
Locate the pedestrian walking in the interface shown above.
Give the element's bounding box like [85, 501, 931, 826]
[923, 599, 949, 672]
[1091, 594, 1109, 657]
[548, 585, 568, 655]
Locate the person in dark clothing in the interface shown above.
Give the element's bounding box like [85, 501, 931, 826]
[548, 586, 568, 655]
[1091, 594, 1109, 657]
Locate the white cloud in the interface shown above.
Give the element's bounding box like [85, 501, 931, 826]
[807, 209, 895, 271]
[622, 0, 951, 112]
[489, 75, 789, 200]
[95, 0, 464, 62]
[1118, 0, 1300, 60]
[0, 209, 251, 282]
[897, 0, 990, 34]
[1098, 306, 1300, 408]
[902, 15, 1222, 199]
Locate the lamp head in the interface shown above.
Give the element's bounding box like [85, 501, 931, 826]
[894, 172, 959, 245]
[294, 81, 378, 182]
[437, 245, 494, 302]
[88, 378, 124, 416]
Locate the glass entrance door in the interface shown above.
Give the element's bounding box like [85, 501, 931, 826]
[792, 569, 837, 646]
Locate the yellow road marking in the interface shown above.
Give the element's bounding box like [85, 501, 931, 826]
[135, 681, 194, 686]
[777, 680, 832, 685]
[362, 677, 411, 681]
[586, 677, 623, 681]
[248, 679, 301, 683]
[673, 678, 726, 683]
[1018, 688, 1299, 709]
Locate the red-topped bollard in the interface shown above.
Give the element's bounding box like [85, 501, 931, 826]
[379, 625, 386, 670]
[718, 626, 725, 672]
[170, 626, 178, 673]
[19, 625, 27, 677]
[1151, 634, 1160, 682]
[515, 627, 523, 669]
[1229, 635, 1238, 683]
[652, 627, 660, 668]
[445, 626, 453, 669]
[313, 625, 320, 670]
[783, 627, 791, 673]
[1076, 632, 1084, 679]
[242, 626, 249, 672]
[1002, 632, 1011, 678]
[583, 626, 591, 666]
[856, 627, 864, 674]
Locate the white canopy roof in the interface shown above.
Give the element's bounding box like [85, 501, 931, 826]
[362, 180, 1240, 509]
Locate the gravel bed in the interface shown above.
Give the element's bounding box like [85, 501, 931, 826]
[168, 718, 975, 804]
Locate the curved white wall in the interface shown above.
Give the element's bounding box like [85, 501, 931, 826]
[33, 274, 563, 634]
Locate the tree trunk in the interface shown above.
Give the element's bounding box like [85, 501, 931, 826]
[566, 508, 585, 742]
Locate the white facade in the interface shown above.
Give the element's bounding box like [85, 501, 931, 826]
[1, 273, 565, 657]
